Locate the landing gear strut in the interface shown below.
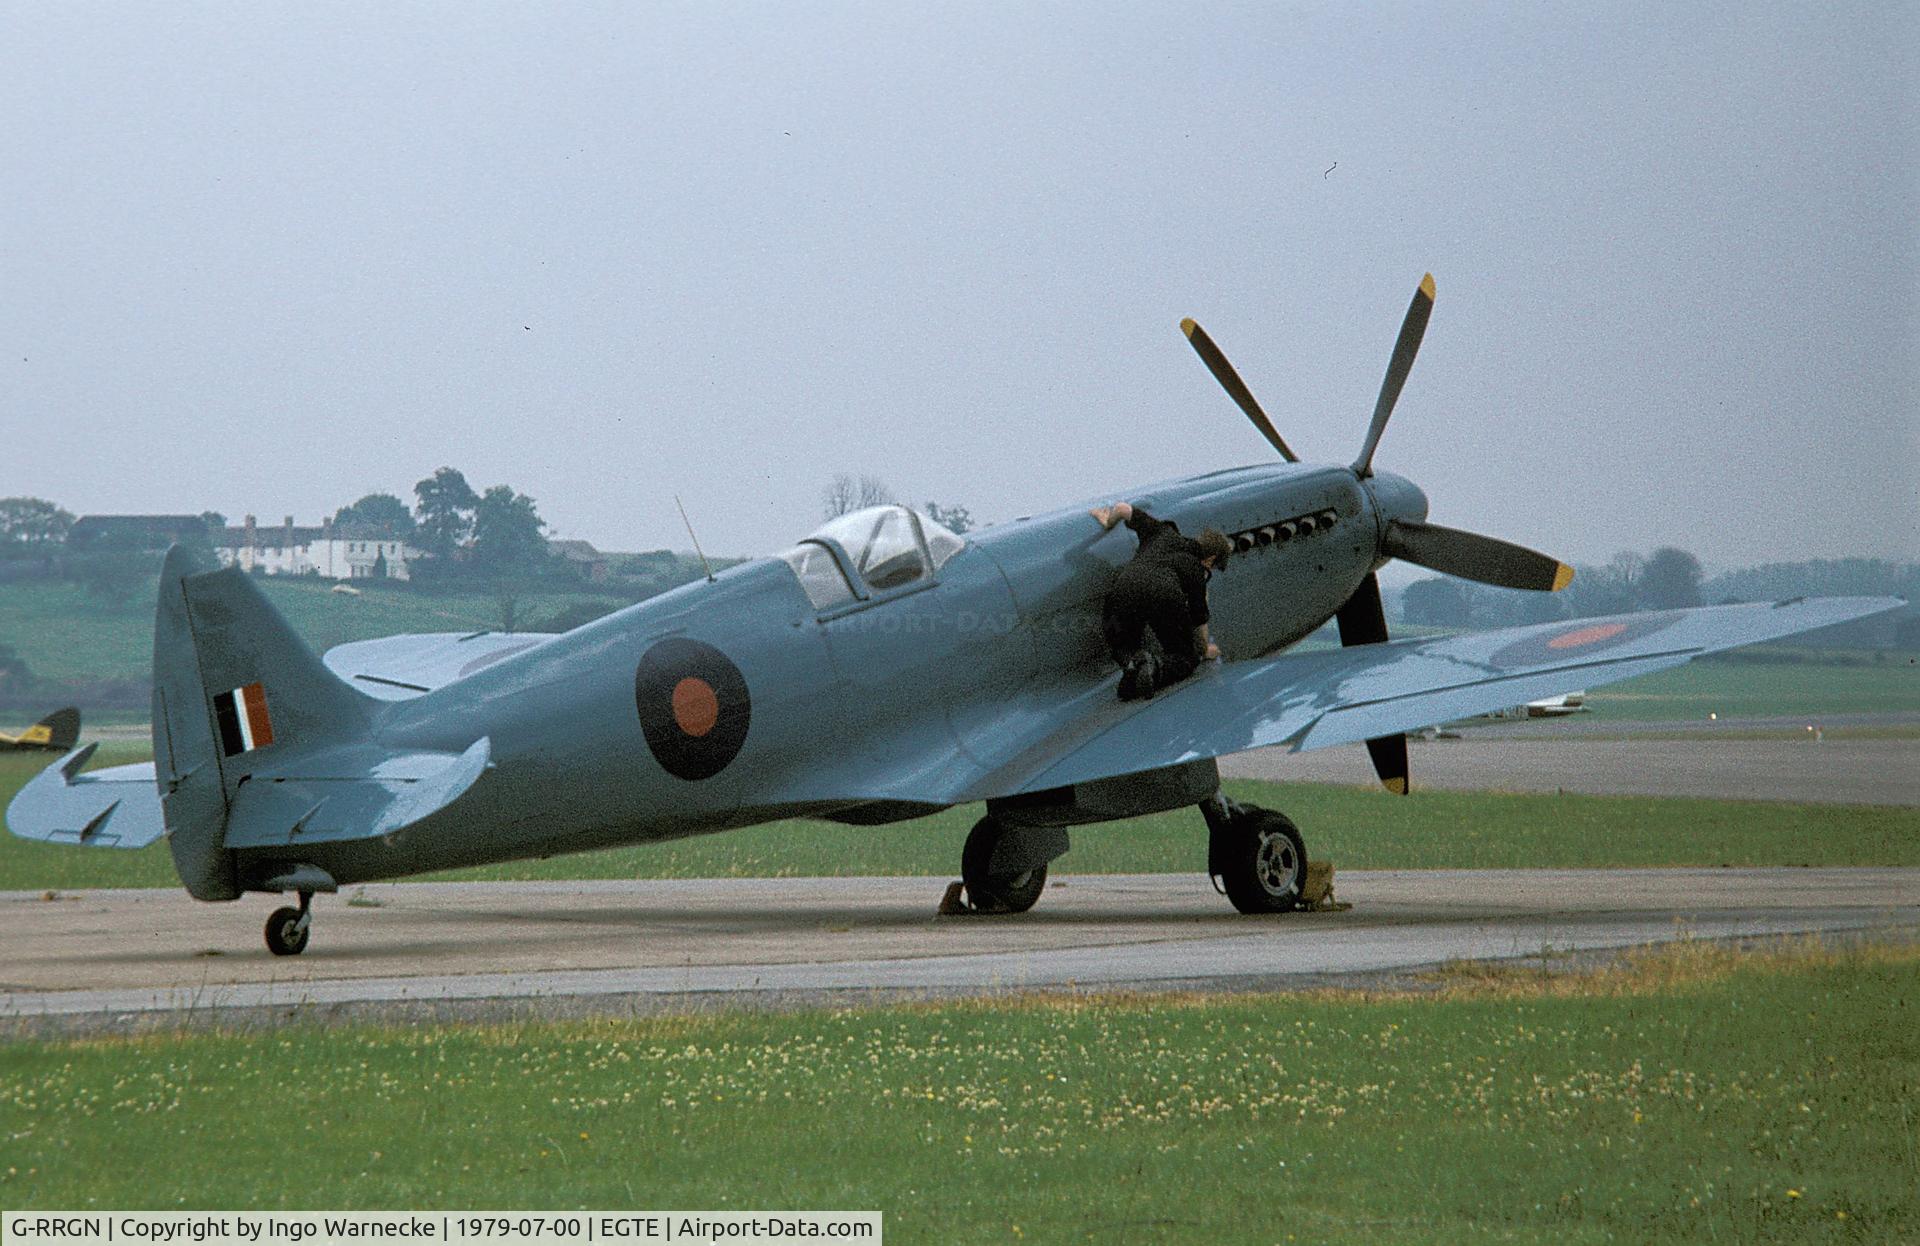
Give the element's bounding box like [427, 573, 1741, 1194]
[1203, 794, 1307, 914]
[264, 891, 313, 956]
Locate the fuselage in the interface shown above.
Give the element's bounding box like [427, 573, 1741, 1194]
[242, 462, 1428, 886]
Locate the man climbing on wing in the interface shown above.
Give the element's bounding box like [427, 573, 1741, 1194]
[1089, 501, 1231, 700]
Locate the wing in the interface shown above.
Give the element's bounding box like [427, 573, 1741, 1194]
[959, 595, 1901, 799]
[322, 632, 558, 700]
[5, 745, 166, 848]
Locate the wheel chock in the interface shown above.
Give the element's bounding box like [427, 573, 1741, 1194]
[1300, 861, 1352, 912]
[937, 881, 972, 915]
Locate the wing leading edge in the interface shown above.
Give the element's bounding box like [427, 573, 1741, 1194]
[972, 595, 1901, 799]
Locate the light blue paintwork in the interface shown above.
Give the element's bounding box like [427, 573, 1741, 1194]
[4, 459, 1903, 904]
[6, 744, 167, 848]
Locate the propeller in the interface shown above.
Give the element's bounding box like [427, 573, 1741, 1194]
[1383, 520, 1574, 593]
[1179, 318, 1299, 462]
[1353, 273, 1435, 479]
[1334, 573, 1409, 794]
[1177, 273, 1575, 792]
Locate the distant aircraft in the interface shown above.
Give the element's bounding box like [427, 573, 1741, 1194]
[1418, 691, 1587, 738]
[7, 276, 1900, 955]
[0, 708, 80, 754]
[1510, 691, 1587, 718]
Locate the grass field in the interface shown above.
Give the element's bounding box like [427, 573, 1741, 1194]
[5, 748, 1917, 891]
[1585, 653, 1920, 722]
[2, 937, 1914, 1242]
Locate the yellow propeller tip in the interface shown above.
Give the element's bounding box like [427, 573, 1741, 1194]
[1552, 563, 1575, 592]
[1179, 317, 1199, 337]
[1419, 273, 1436, 299]
[1383, 776, 1408, 795]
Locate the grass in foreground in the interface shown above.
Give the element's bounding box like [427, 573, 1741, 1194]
[2, 938, 1916, 1243]
[4, 748, 1918, 891]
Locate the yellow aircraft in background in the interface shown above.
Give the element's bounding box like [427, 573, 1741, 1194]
[0, 708, 80, 753]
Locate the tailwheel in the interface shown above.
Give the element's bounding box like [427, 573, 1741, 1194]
[961, 815, 1049, 914]
[264, 891, 313, 956]
[1205, 797, 1307, 914]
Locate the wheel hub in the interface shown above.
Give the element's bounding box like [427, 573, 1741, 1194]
[1255, 829, 1301, 898]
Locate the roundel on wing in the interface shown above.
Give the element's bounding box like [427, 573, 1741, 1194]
[1488, 612, 1682, 671]
[635, 638, 751, 780]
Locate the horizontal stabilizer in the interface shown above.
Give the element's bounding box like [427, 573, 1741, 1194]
[6, 744, 167, 848]
[223, 737, 492, 848]
[323, 632, 558, 700]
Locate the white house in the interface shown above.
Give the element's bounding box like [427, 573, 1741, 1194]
[214, 515, 420, 581]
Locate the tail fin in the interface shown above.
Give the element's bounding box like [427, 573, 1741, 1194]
[152, 546, 376, 899]
[39, 707, 81, 751]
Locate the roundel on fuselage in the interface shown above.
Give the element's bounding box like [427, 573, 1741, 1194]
[634, 638, 751, 780]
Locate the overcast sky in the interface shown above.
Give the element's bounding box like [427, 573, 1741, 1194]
[3, 1, 1914, 570]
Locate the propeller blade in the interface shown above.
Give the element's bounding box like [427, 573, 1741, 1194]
[1363, 733, 1410, 797]
[1352, 273, 1436, 479]
[1334, 573, 1410, 795]
[1384, 519, 1575, 592]
[1180, 318, 1299, 462]
[1334, 571, 1390, 646]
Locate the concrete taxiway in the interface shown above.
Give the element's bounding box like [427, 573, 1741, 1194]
[1222, 734, 1920, 805]
[3, 869, 1914, 1024]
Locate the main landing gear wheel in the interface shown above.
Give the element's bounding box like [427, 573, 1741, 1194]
[1210, 801, 1308, 914]
[962, 815, 1048, 914]
[265, 891, 313, 956]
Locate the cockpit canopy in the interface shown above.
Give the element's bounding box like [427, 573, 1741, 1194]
[777, 505, 966, 610]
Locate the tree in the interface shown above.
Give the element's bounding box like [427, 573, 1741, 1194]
[471, 485, 550, 575]
[413, 467, 479, 556]
[1564, 551, 1643, 617]
[924, 501, 974, 534]
[1638, 546, 1704, 610]
[0, 497, 74, 548]
[1401, 577, 1472, 627]
[1471, 584, 1567, 627]
[333, 492, 416, 536]
[822, 473, 896, 519]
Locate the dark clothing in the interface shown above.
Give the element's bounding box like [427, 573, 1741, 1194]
[1103, 508, 1211, 699]
[1122, 509, 1212, 623]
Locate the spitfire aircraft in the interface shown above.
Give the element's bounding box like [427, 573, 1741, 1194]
[8, 276, 1899, 954]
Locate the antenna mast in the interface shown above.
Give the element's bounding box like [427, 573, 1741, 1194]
[675, 495, 716, 583]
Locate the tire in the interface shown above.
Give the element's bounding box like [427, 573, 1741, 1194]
[1218, 809, 1307, 915]
[961, 816, 1048, 914]
[265, 906, 310, 956]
